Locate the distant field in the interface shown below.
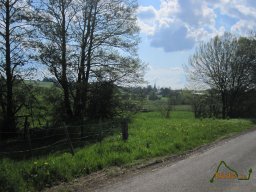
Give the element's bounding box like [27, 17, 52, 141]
[143, 98, 166, 111]
[143, 97, 192, 112]
[172, 105, 192, 111]
[1, 109, 254, 191]
[25, 80, 54, 88]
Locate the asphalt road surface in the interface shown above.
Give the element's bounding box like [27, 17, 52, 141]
[97, 130, 256, 192]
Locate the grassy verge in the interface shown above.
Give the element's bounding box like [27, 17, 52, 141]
[0, 111, 254, 191]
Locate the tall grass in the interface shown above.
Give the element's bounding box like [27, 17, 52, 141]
[0, 111, 254, 191]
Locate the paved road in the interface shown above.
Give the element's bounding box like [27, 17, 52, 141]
[97, 130, 256, 192]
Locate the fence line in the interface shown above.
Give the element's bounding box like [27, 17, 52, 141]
[0, 139, 67, 155]
[30, 134, 66, 141]
[0, 119, 129, 158]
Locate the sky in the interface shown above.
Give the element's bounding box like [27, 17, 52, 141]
[137, 0, 256, 89]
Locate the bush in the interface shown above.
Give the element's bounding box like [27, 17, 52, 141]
[87, 81, 117, 120]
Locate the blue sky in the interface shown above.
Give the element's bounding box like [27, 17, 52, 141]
[137, 0, 256, 88]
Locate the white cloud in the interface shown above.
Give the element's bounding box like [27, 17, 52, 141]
[235, 4, 256, 18]
[137, 19, 156, 35]
[145, 66, 186, 89]
[137, 0, 256, 52]
[137, 5, 157, 18]
[137, 0, 179, 35]
[157, 0, 179, 26]
[231, 19, 256, 34]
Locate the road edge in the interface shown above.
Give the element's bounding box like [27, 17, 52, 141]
[44, 126, 256, 192]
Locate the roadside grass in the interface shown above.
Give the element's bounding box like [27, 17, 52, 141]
[0, 111, 254, 191]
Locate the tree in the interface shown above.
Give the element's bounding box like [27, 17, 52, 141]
[72, 0, 142, 118]
[31, 0, 77, 120]
[188, 33, 254, 118]
[191, 90, 221, 118]
[0, 0, 33, 136]
[245, 34, 256, 88]
[32, 0, 142, 122]
[160, 88, 171, 97]
[160, 95, 172, 118]
[87, 81, 116, 120]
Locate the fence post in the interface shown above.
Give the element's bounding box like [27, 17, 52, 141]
[63, 123, 75, 156]
[121, 118, 129, 141]
[24, 116, 32, 157]
[99, 118, 103, 143]
[80, 124, 84, 141]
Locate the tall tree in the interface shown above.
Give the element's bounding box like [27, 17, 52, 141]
[72, 0, 142, 118]
[246, 34, 256, 88]
[31, 0, 76, 120]
[0, 0, 32, 135]
[188, 33, 254, 118]
[32, 0, 143, 122]
[72, 0, 98, 118]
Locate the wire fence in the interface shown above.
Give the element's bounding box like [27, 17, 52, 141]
[0, 119, 129, 159]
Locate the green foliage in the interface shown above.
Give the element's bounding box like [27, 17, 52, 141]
[191, 90, 222, 118]
[0, 110, 254, 191]
[115, 87, 145, 119]
[159, 96, 172, 118]
[148, 91, 159, 100]
[26, 80, 54, 89]
[231, 90, 256, 118]
[15, 83, 61, 128]
[0, 159, 29, 192]
[22, 161, 60, 190]
[88, 82, 116, 120]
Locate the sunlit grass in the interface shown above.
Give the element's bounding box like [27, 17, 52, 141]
[0, 111, 254, 191]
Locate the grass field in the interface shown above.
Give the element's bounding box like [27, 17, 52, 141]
[0, 110, 254, 191]
[26, 80, 54, 88]
[143, 97, 192, 112]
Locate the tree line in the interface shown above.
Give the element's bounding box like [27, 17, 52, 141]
[0, 0, 144, 138]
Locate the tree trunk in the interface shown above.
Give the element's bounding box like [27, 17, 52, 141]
[83, 3, 97, 117]
[61, 1, 73, 120]
[74, 8, 91, 118]
[74, 2, 97, 119]
[4, 0, 16, 137]
[221, 92, 227, 119]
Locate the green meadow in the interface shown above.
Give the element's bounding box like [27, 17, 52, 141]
[0, 110, 254, 191]
[25, 80, 54, 88]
